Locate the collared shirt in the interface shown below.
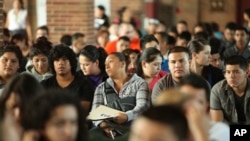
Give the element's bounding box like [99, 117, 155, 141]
[210, 78, 250, 124]
[91, 74, 150, 126]
[223, 43, 250, 59]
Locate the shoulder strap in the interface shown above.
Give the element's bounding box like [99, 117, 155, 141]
[104, 81, 120, 104]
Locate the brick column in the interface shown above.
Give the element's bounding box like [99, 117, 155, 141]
[47, 0, 95, 44]
[0, 0, 3, 46]
[145, 0, 157, 18]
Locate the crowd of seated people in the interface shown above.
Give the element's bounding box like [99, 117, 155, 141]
[2, 2, 250, 141]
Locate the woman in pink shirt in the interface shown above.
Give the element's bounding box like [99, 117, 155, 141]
[136, 47, 167, 92]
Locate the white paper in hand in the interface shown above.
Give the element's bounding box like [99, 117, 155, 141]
[87, 105, 124, 121]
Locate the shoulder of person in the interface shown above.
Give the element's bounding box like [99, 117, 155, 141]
[41, 75, 55, 85]
[211, 79, 227, 91]
[130, 74, 147, 84]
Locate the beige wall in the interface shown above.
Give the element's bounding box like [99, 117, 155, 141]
[200, 0, 236, 31]
[110, 0, 144, 27]
[158, 0, 236, 32]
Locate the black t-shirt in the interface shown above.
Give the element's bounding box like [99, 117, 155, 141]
[233, 93, 246, 124]
[202, 65, 224, 87]
[41, 74, 94, 102]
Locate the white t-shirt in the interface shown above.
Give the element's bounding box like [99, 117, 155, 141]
[209, 121, 230, 141]
[8, 9, 27, 31]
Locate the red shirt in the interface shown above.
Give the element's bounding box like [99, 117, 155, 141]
[105, 38, 141, 54]
[149, 70, 168, 91]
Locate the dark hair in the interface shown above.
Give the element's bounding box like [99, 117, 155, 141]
[235, 26, 249, 35]
[248, 57, 250, 64]
[122, 48, 140, 57]
[3, 28, 10, 37]
[135, 28, 142, 38]
[193, 22, 206, 32]
[168, 26, 178, 35]
[225, 22, 237, 31]
[155, 32, 176, 45]
[118, 36, 130, 42]
[0, 73, 43, 119]
[244, 8, 250, 17]
[72, 32, 85, 42]
[96, 30, 109, 38]
[180, 73, 211, 102]
[21, 89, 88, 141]
[167, 46, 190, 59]
[177, 20, 188, 26]
[10, 33, 28, 46]
[203, 22, 213, 37]
[224, 55, 248, 71]
[193, 31, 209, 41]
[109, 52, 126, 62]
[97, 5, 105, 11]
[0, 45, 23, 66]
[16, 0, 24, 9]
[139, 105, 188, 141]
[136, 48, 163, 78]
[211, 22, 220, 32]
[187, 39, 209, 57]
[178, 31, 192, 42]
[208, 37, 221, 55]
[49, 45, 77, 75]
[140, 34, 159, 50]
[3, 28, 10, 45]
[122, 48, 140, 72]
[36, 25, 49, 35]
[60, 34, 72, 46]
[79, 45, 107, 73]
[29, 37, 52, 59]
[118, 6, 127, 18]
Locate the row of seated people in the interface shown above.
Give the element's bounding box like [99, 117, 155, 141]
[0, 38, 249, 141]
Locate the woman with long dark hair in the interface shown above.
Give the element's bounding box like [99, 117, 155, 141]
[79, 45, 108, 89]
[136, 47, 167, 92]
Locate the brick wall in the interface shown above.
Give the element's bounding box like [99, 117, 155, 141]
[0, 0, 3, 46]
[47, 0, 95, 44]
[2, 0, 239, 44]
[176, 0, 199, 32]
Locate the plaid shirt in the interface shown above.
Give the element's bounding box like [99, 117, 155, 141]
[91, 74, 150, 126]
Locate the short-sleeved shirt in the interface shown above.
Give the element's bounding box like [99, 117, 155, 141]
[210, 79, 250, 124]
[41, 74, 94, 102]
[223, 44, 250, 59]
[151, 74, 179, 103]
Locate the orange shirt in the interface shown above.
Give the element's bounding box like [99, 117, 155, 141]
[105, 38, 141, 54]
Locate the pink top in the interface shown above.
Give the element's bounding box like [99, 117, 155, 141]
[149, 70, 168, 91]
